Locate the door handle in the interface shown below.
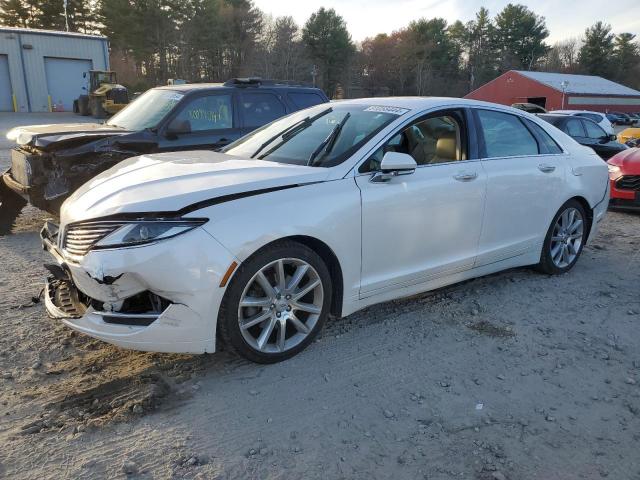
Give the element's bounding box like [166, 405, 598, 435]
[453, 171, 478, 182]
[538, 163, 556, 173]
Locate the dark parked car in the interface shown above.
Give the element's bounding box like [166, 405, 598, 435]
[606, 113, 626, 125]
[611, 112, 636, 125]
[539, 114, 628, 160]
[0, 78, 329, 232]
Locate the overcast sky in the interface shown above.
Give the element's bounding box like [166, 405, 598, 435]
[253, 0, 640, 44]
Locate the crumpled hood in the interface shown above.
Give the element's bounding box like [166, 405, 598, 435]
[7, 123, 128, 149]
[61, 151, 331, 224]
[608, 147, 640, 174]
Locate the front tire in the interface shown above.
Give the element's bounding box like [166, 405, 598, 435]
[537, 200, 587, 275]
[218, 241, 332, 363]
[0, 182, 27, 235]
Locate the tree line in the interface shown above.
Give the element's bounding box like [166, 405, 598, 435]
[1, 1, 639, 98]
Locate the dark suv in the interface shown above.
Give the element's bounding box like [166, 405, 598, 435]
[1, 78, 329, 231]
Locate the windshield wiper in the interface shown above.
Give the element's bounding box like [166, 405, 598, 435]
[307, 112, 351, 167]
[251, 107, 332, 159]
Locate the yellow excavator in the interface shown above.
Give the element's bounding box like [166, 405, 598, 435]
[73, 70, 129, 119]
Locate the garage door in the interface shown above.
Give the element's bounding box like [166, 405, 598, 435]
[0, 55, 12, 112]
[44, 57, 92, 111]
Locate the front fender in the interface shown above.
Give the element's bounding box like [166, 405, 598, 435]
[196, 178, 362, 305]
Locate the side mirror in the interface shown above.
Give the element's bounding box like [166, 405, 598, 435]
[83, 72, 86, 78]
[371, 152, 417, 183]
[165, 119, 191, 139]
[380, 152, 417, 172]
[609, 134, 618, 142]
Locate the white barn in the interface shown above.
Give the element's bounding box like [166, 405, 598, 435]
[0, 27, 109, 113]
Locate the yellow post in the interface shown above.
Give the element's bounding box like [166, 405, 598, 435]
[12, 94, 17, 112]
[47, 95, 52, 112]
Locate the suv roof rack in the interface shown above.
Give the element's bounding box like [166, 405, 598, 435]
[223, 77, 312, 88]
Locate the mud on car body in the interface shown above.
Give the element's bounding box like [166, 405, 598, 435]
[0, 78, 329, 233]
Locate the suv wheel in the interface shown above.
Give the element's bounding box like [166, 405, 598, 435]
[0, 183, 26, 235]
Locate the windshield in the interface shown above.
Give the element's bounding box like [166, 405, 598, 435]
[223, 104, 406, 167]
[106, 89, 184, 130]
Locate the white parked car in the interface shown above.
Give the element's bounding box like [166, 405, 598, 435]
[42, 98, 609, 363]
[550, 110, 614, 135]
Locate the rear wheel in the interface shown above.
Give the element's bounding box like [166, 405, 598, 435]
[0, 182, 26, 235]
[218, 241, 332, 363]
[77, 95, 90, 116]
[90, 96, 106, 119]
[537, 200, 587, 274]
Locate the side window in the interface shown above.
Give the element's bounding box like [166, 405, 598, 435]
[360, 111, 464, 172]
[241, 92, 286, 128]
[523, 119, 563, 154]
[171, 94, 233, 132]
[583, 120, 606, 139]
[584, 113, 600, 123]
[565, 119, 585, 137]
[476, 109, 538, 158]
[288, 92, 325, 110]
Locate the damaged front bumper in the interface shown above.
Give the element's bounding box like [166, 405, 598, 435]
[40, 221, 237, 354]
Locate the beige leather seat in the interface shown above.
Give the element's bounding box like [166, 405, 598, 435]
[432, 130, 460, 163]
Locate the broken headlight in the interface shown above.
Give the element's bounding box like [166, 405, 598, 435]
[94, 218, 207, 249]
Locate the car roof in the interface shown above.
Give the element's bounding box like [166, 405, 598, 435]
[552, 110, 604, 116]
[155, 82, 324, 94]
[326, 96, 530, 114]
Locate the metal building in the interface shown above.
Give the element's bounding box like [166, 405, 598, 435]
[465, 70, 640, 113]
[0, 27, 109, 113]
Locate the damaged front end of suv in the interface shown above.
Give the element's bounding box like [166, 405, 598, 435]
[1, 124, 156, 231]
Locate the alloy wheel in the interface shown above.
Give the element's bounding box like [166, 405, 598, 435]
[238, 258, 324, 354]
[550, 207, 584, 268]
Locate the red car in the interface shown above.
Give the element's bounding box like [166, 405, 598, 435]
[607, 147, 640, 209]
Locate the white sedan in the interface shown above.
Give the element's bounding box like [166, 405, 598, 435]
[42, 98, 609, 363]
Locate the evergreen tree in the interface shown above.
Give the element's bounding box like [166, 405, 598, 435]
[494, 3, 549, 70]
[578, 22, 615, 77]
[0, 0, 31, 26]
[613, 33, 640, 85]
[302, 7, 354, 97]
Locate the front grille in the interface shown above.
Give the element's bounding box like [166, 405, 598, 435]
[10, 148, 34, 186]
[62, 222, 123, 256]
[616, 175, 640, 191]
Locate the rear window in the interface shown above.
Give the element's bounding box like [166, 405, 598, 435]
[577, 112, 602, 123]
[523, 119, 563, 154]
[565, 119, 585, 137]
[288, 92, 325, 109]
[476, 109, 538, 158]
[241, 92, 286, 128]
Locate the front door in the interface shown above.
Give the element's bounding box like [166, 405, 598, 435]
[158, 92, 240, 151]
[355, 109, 486, 297]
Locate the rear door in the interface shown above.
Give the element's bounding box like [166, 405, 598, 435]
[474, 108, 566, 266]
[157, 92, 240, 151]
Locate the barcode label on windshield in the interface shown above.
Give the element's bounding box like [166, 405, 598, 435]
[364, 106, 409, 115]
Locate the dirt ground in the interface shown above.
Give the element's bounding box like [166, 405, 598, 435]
[1, 113, 640, 480]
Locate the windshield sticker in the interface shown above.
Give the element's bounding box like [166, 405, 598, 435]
[364, 106, 409, 115]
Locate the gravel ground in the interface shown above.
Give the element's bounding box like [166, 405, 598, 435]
[1, 114, 640, 480]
